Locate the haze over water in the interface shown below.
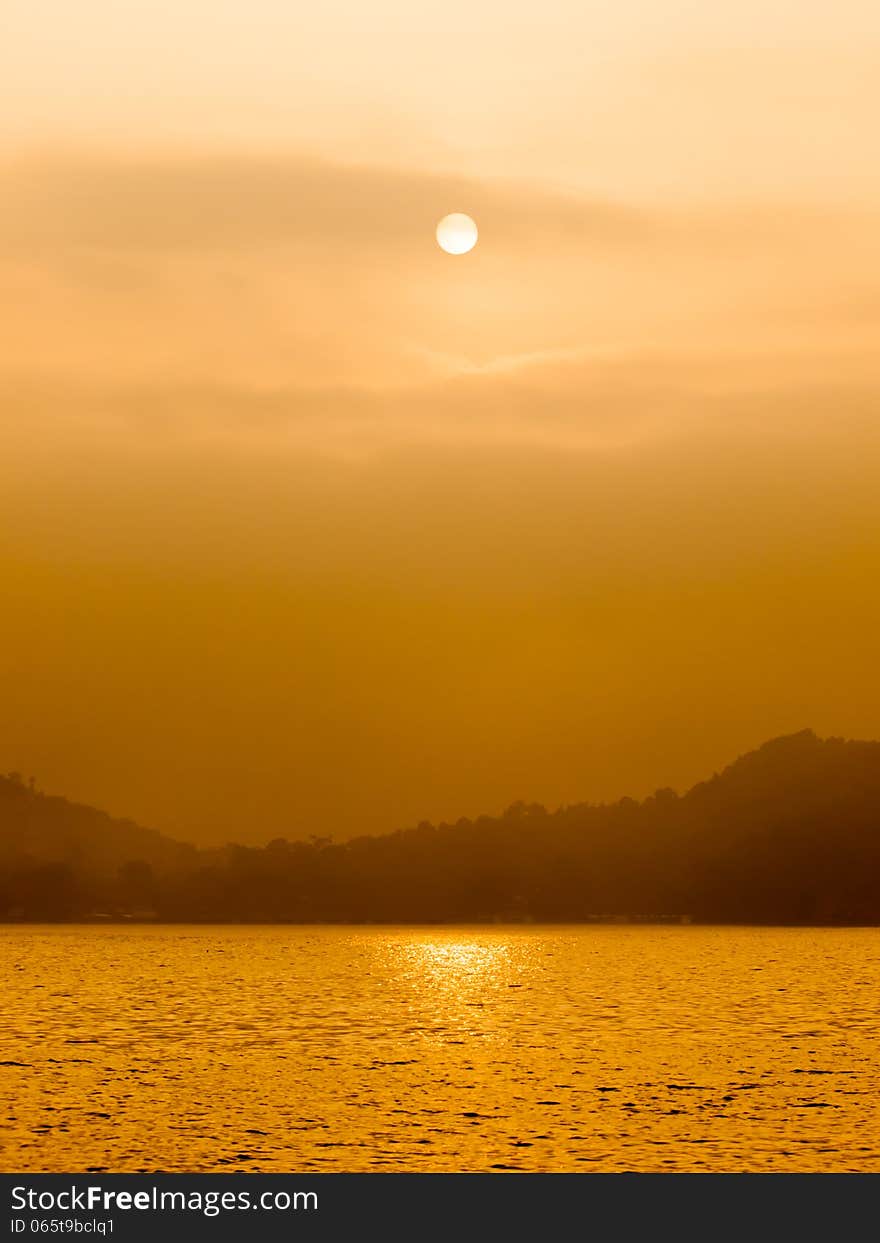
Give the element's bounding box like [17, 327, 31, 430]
[4, 925, 879, 1173]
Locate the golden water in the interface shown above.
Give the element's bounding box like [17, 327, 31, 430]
[2, 925, 879, 1171]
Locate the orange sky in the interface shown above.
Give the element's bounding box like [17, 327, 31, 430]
[1, 2, 879, 841]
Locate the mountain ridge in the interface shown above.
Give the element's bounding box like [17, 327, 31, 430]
[2, 729, 880, 922]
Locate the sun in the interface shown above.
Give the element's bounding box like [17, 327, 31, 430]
[436, 213, 478, 255]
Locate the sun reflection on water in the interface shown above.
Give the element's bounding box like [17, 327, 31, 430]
[388, 933, 523, 1044]
[405, 937, 512, 981]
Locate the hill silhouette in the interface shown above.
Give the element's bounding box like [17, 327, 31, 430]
[2, 730, 880, 923]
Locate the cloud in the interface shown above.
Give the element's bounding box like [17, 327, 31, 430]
[1, 150, 878, 410]
[3, 340, 879, 471]
[0, 151, 648, 254]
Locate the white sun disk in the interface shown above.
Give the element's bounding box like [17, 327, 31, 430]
[436, 213, 478, 255]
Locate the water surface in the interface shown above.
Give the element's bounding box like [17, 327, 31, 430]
[2, 925, 879, 1171]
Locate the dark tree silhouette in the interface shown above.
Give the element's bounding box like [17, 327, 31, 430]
[2, 732, 880, 923]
